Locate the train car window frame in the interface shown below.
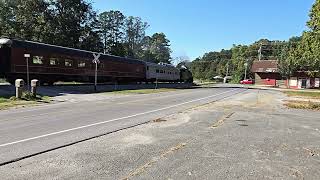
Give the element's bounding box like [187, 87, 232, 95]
[49, 58, 59, 66]
[78, 60, 86, 68]
[32, 56, 44, 65]
[65, 59, 73, 67]
[99, 63, 104, 69]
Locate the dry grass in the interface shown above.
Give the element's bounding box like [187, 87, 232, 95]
[285, 100, 320, 110]
[153, 118, 167, 123]
[285, 91, 320, 99]
[0, 97, 36, 110]
[0, 95, 51, 110]
[110, 88, 177, 95]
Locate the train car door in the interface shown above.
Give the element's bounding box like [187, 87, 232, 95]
[0, 46, 11, 77]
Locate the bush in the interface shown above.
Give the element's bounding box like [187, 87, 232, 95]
[22, 91, 38, 101]
[9, 96, 18, 101]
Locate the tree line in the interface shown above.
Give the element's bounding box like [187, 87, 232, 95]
[0, 0, 172, 64]
[189, 39, 291, 82]
[190, 0, 320, 82]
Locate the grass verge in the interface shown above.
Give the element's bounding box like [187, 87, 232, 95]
[0, 78, 8, 83]
[54, 81, 85, 85]
[0, 93, 51, 110]
[284, 91, 320, 99]
[109, 88, 177, 95]
[284, 100, 320, 111]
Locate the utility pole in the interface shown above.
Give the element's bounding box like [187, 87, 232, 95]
[155, 72, 158, 89]
[24, 54, 30, 90]
[224, 63, 229, 84]
[244, 61, 248, 80]
[258, 44, 262, 61]
[226, 63, 229, 77]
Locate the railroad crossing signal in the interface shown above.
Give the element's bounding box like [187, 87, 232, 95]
[92, 53, 101, 92]
[92, 53, 101, 64]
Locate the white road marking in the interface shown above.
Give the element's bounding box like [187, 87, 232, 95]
[0, 89, 241, 148]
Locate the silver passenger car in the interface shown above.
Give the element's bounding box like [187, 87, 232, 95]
[145, 62, 180, 82]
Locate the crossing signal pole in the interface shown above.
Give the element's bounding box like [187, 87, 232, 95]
[92, 53, 101, 92]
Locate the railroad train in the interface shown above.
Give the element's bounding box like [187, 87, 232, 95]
[0, 38, 193, 85]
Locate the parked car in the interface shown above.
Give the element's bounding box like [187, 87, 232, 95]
[240, 79, 254, 84]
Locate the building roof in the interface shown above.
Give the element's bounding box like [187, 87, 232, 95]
[251, 60, 278, 73]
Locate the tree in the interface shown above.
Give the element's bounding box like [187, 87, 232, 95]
[307, 0, 320, 32]
[282, 0, 320, 76]
[278, 37, 302, 81]
[140, 33, 172, 63]
[98, 10, 125, 55]
[0, 0, 52, 41]
[0, 1, 173, 61]
[303, 0, 320, 73]
[0, 0, 101, 52]
[175, 56, 191, 68]
[49, 0, 99, 50]
[123, 16, 149, 58]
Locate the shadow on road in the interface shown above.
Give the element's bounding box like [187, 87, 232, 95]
[0, 83, 196, 98]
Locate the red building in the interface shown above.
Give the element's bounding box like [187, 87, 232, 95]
[251, 60, 320, 89]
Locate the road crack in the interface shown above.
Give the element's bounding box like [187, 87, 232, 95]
[122, 142, 187, 180]
[211, 112, 235, 128]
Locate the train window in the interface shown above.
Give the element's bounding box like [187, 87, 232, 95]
[32, 56, 43, 64]
[78, 61, 86, 68]
[65, 59, 73, 67]
[147, 66, 149, 71]
[156, 69, 159, 73]
[49, 58, 59, 66]
[99, 63, 104, 69]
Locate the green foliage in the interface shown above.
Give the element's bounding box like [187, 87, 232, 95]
[0, 1, 173, 64]
[123, 16, 149, 58]
[307, 0, 320, 32]
[278, 0, 320, 78]
[98, 10, 125, 55]
[139, 33, 172, 63]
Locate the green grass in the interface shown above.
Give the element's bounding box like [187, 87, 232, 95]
[0, 93, 51, 110]
[194, 80, 218, 85]
[284, 91, 320, 99]
[0, 96, 36, 110]
[0, 78, 8, 83]
[108, 88, 177, 95]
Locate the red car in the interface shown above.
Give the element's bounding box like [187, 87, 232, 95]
[240, 79, 254, 84]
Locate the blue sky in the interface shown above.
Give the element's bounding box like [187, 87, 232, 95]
[93, 0, 315, 60]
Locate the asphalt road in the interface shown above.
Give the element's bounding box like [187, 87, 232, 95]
[0, 87, 245, 165]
